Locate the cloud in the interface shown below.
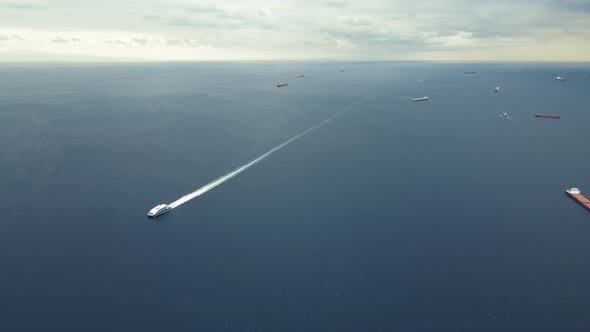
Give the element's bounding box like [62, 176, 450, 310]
[324, 1, 348, 8]
[107, 38, 129, 45]
[550, 0, 590, 12]
[0, 35, 9, 41]
[1, 0, 47, 9]
[138, 1, 280, 31]
[106, 37, 152, 47]
[164, 10, 234, 28]
[1, 1, 590, 61]
[51, 36, 70, 43]
[323, 26, 439, 51]
[165, 37, 194, 46]
[157, 6, 276, 30]
[341, 17, 373, 26]
[132, 37, 148, 45]
[303, 37, 338, 47]
[101, 34, 198, 48]
[184, 2, 228, 15]
[0, 28, 234, 61]
[51, 35, 82, 43]
[143, 10, 159, 20]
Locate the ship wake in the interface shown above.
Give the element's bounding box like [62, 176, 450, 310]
[167, 110, 347, 210]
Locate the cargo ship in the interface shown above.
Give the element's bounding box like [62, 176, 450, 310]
[276, 82, 288, 87]
[565, 188, 590, 212]
[295, 74, 304, 78]
[535, 114, 560, 119]
[412, 96, 429, 102]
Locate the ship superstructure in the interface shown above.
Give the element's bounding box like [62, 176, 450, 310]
[147, 204, 172, 218]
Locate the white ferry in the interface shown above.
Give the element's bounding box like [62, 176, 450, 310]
[147, 204, 172, 218]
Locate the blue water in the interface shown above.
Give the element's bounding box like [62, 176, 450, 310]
[1, 62, 590, 331]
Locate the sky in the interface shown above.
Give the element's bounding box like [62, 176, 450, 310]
[0, 0, 589, 61]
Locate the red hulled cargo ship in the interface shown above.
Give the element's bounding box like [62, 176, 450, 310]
[566, 188, 590, 212]
[276, 82, 288, 87]
[535, 114, 560, 119]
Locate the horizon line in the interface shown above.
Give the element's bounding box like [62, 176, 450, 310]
[0, 59, 589, 64]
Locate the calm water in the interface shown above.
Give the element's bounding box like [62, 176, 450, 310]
[1, 62, 589, 331]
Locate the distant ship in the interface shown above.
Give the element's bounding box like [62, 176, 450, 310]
[276, 82, 288, 87]
[412, 96, 429, 102]
[295, 74, 304, 78]
[555, 76, 565, 81]
[147, 204, 171, 218]
[495, 86, 500, 92]
[535, 113, 560, 119]
[500, 111, 509, 118]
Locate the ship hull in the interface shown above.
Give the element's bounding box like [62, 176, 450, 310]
[566, 192, 590, 212]
[535, 114, 560, 119]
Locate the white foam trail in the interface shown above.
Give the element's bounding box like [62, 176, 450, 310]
[167, 110, 347, 209]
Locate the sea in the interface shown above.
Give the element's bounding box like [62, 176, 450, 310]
[0, 61, 589, 331]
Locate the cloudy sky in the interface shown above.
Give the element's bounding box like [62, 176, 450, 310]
[0, 0, 589, 61]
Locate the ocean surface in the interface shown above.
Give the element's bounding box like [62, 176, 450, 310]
[1, 61, 590, 331]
